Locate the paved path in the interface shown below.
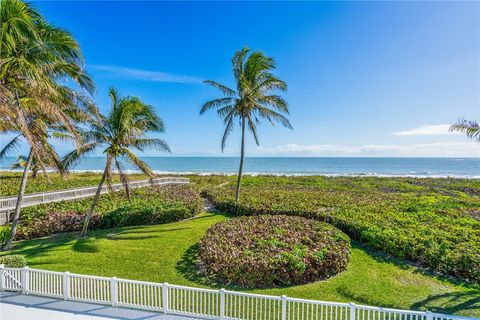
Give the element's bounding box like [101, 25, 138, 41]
[0, 292, 199, 320]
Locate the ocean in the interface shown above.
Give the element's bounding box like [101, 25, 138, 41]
[0, 157, 479, 178]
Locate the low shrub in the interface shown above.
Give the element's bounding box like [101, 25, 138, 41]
[203, 176, 480, 283]
[199, 215, 351, 288]
[16, 211, 101, 240]
[0, 254, 27, 267]
[0, 225, 10, 244]
[15, 185, 203, 240]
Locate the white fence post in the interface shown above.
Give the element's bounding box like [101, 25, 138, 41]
[220, 288, 226, 319]
[0, 264, 4, 291]
[162, 283, 169, 314]
[21, 266, 29, 294]
[350, 302, 356, 320]
[110, 277, 117, 307]
[63, 272, 70, 300]
[426, 311, 434, 320]
[281, 295, 287, 320]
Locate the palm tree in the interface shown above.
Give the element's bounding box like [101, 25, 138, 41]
[10, 154, 49, 179]
[200, 47, 292, 202]
[0, 0, 94, 250]
[63, 88, 170, 236]
[450, 119, 479, 142]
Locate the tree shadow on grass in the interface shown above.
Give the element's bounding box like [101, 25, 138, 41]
[411, 291, 480, 315]
[351, 242, 479, 290]
[175, 243, 210, 286]
[72, 237, 99, 253]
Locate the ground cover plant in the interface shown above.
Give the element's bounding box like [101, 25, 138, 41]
[0, 171, 148, 196]
[1, 213, 478, 318]
[199, 215, 350, 288]
[203, 176, 480, 284]
[14, 185, 203, 240]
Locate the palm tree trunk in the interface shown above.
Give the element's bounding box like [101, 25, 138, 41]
[80, 156, 111, 237]
[1, 149, 34, 251]
[235, 117, 246, 203]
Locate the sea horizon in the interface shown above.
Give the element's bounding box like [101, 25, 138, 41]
[1, 156, 479, 178]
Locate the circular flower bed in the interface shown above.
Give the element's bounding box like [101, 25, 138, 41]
[199, 215, 351, 288]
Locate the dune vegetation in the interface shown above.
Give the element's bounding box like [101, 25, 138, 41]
[203, 175, 480, 284]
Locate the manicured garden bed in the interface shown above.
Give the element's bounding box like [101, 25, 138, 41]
[199, 215, 350, 287]
[203, 176, 480, 283]
[2, 213, 478, 318]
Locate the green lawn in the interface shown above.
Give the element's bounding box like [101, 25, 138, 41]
[5, 212, 479, 317]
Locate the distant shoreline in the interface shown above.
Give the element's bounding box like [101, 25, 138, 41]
[1, 169, 479, 179]
[1, 157, 478, 179]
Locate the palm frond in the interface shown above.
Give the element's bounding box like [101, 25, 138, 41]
[62, 141, 100, 170]
[450, 119, 480, 142]
[0, 135, 22, 160]
[124, 149, 155, 178]
[132, 138, 171, 153]
[200, 97, 235, 115]
[204, 80, 236, 97]
[114, 157, 131, 201]
[221, 112, 236, 151]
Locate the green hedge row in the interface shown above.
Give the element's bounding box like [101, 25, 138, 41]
[203, 176, 480, 283]
[14, 185, 203, 240]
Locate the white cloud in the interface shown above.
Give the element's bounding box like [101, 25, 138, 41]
[393, 124, 459, 136]
[248, 142, 479, 157]
[91, 65, 203, 84]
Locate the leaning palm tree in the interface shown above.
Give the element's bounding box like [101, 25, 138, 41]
[63, 88, 170, 236]
[201, 47, 292, 202]
[450, 119, 479, 142]
[10, 154, 49, 179]
[0, 0, 94, 250]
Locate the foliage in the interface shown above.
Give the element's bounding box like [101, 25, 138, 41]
[2, 213, 478, 317]
[100, 185, 203, 228]
[14, 185, 203, 240]
[62, 87, 170, 235]
[201, 47, 292, 202]
[0, 226, 11, 244]
[9, 154, 50, 178]
[199, 215, 350, 288]
[0, 172, 148, 196]
[0, 0, 94, 169]
[450, 119, 480, 142]
[203, 176, 480, 283]
[0, 254, 27, 267]
[16, 211, 101, 240]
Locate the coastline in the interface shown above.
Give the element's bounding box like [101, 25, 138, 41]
[1, 169, 479, 179]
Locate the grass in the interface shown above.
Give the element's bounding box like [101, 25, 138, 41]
[4, 213, 479, 317]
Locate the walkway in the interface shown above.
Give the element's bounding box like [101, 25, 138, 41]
[0, 177, 189, 224]
[0, 292, 199, 320]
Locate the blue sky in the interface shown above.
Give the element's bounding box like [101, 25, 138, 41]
[3, 1, 480, 157]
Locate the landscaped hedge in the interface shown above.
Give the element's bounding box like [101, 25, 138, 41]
[0, 254, 27, 267]
[199, 215, 351, 288]
[202, 176, 480, 283]
[15, 185, 203, 240]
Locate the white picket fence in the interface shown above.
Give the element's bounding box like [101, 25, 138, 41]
[0, 266, 475, 320]
[0, 177, 190, 214]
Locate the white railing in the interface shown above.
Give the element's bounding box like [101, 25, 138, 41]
[0, 266, 475, 320]
[0, 177, 189, 213]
